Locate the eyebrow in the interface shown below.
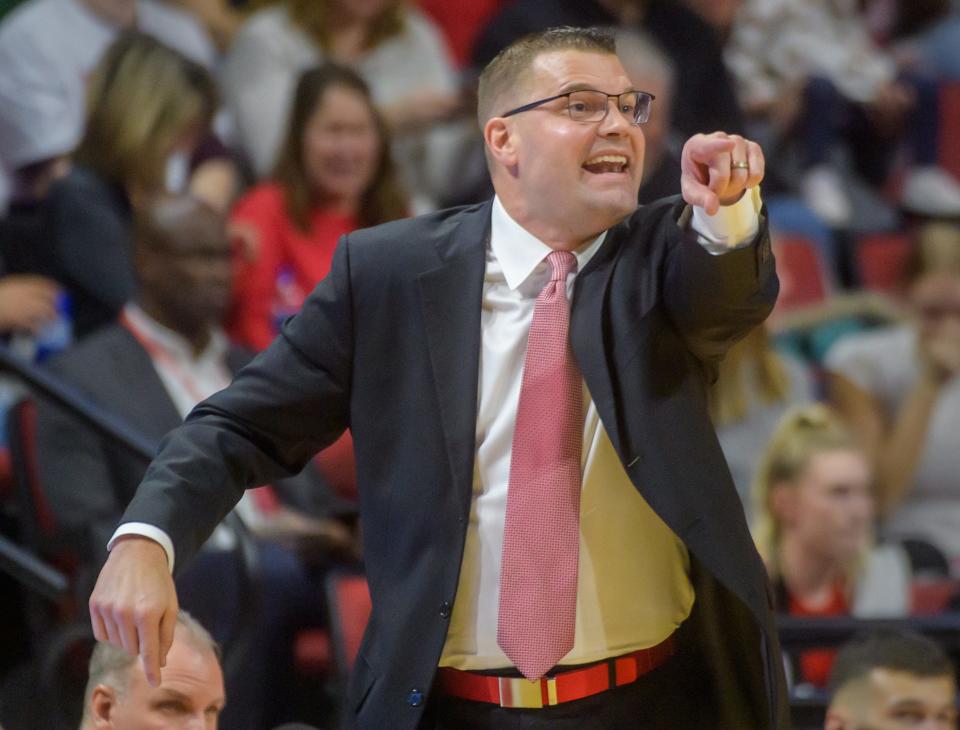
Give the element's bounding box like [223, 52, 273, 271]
[556, 82, 638, 96]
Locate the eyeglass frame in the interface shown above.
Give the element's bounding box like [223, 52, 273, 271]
[500, 88, 655, 125]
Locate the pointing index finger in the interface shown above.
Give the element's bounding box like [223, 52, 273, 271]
[688, 136, 736, 163]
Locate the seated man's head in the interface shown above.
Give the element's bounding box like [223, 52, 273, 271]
[81, 611, 225, 729]
[133, 195, 233, 349]
[825, 631, 957, 730]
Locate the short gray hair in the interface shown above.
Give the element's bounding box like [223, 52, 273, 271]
[81, 611, 220, 726]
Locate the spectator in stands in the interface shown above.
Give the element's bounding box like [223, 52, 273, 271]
[80, 610, 225, 729]
[0, 0, 216, 206]
[725, 0, 960, 227]
[228, 63, 407, 351]
[39, 195, 356, 728]
[825, 631, 957, 730]
[753, 404, 912, 687]
[42, 33, 222, 338]
[223, 0, 469, 210]
[709, 326, 816, 516]
[827, 230, 960, 571]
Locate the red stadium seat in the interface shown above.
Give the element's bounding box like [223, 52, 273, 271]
[855, 233, 914, 293]
[939, 83, 960, 182]
[771, 234, 832, 315]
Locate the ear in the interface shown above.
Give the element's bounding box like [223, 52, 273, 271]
[90, 685, 117, 728]
[769, 482, 797, 525]
[483, 117, 518, 170]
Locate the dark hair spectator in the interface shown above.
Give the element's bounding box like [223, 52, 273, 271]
[222, 0, 471, 209]
[228, 62, 407, 351]
[825, 630, 957, 730]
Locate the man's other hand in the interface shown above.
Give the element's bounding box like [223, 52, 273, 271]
[89, 536, 178, 687]
[680, 132, 764, 215]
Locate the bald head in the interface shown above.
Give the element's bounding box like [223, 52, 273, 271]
[133, 194, 233, 343]
[134, 194, 224, 257]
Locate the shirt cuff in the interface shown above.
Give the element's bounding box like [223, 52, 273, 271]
[108, 523, 175, 573]
[691, 186, 762, 254]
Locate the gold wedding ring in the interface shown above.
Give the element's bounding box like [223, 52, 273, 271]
[731, 160, 750, 170]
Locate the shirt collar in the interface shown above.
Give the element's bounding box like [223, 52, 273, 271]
[490, 195, 607, 290]
[124, 303, 229, 364]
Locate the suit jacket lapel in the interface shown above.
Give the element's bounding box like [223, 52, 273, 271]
[570, 225, 623, 457]
[417, 202, 490, 518]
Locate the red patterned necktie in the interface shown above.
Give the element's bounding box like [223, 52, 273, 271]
[497, 250, 583, 681]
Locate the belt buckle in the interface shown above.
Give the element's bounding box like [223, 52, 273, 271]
[497, 676, 547, 708]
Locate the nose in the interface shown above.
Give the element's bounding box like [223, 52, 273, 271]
[598, 96, 634, 135]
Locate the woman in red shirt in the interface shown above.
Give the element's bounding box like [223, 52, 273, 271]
[228, 62, 407, 350]
[752, 404, 913, 688]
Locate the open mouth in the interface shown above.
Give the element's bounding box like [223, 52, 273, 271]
[582, 154, 629, 174]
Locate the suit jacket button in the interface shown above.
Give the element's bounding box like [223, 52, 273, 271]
[440, 601, 452, 619]
[406, 689, 424, 707]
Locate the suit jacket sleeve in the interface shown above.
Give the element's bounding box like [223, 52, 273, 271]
[662, 203, 776, 375]
[120, 236, 356, 568]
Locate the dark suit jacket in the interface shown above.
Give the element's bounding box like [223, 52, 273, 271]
[121, 197, 789, 728]
[36, 322, 340, 567]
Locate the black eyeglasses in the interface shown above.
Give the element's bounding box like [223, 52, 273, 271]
[501, 89, 654, 125]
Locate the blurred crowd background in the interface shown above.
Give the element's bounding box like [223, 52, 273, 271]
[0, 0, 958, 728]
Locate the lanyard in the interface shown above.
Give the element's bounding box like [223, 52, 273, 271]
[119, 311, 227, 407]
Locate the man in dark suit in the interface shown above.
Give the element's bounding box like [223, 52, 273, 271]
[90, 28, 787, 728]
[38, 195, 355, 728]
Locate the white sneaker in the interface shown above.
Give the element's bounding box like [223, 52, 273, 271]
[801, 165, 853, 227]
[901, 166, 960, 217]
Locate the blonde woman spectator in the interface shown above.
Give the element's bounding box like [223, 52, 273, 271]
[43, 33, 220, 337]
[222, 0, 468, 209]
[752, 404, 911, 687]
[827, 231, 960, 569]
[0, 0, 215, 200]
[709, 325, 815, 517]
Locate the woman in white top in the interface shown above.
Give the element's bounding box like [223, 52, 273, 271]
[827, 233, 960, 566]
[223, 0, 469, 210]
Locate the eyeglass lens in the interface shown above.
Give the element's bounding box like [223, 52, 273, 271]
[567, 91, 651, 124]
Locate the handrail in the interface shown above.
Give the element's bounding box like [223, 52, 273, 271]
[0, 532, 68, 600]
[778, 613, 960, 649]
[0, 342, 257, 634]
[0, 343, 157, 462]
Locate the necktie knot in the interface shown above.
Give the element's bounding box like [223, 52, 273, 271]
[546, 250, 577, 284]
